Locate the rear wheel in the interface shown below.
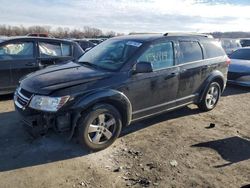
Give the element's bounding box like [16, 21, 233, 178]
[78, 104, 122, 151]
[198, 82, 221, 111]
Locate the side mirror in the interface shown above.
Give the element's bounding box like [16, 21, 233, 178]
[135, 61, 153, 73]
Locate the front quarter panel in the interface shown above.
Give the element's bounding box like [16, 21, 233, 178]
[70, 89, 132, 126]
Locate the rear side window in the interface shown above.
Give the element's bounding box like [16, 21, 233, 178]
[138, 41, 174, 70]
[0, 42, 34, 60]
[39, 42, 72, 58]
[179, 41, 203, 64]
[202, 41, 225, 59]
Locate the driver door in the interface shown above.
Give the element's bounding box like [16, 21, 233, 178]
[125, 40, 180, 120]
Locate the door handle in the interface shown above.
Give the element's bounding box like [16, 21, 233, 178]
[164, 72, 178, 80]
[25, 62, 36, 66]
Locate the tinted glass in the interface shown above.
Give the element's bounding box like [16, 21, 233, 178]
[138, 42, 174, 70]
[39, 42, 62, 57]
[202, 41, 225, 58]
[78, 39, 141, 70]
[0, 42, 34, 60]
[230, 49, 250, 60]
[240, 40, 250, 47]
[179, 41, 203, 63]
[61, 43, 71, 56]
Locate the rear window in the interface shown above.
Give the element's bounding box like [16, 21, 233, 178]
[202, 41, 225, 59]
[230, 48, 250, 60]
[179, 41, 203, 63]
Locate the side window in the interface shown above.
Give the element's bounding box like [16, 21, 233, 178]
[39, 42, 62, 57]
[39, 42, 72, 58]
[179, 41, 203, 64]
[202, 41, 225, 59]
[138, 42, 174, 70]
[61, 43, 71, 56]
[0, 42, 34, 60]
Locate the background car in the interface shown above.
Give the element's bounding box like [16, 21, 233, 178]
[26, 33, 54, 38]
[228, 48, 250, 87]
[219, 38, 242, 55]
[239, 38, 250, 47]
[73, 39, 96, 51]
[0, 37, 84, 94]
[86, 38, 104, 45]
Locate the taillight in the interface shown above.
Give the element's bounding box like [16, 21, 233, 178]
[226, 58, 231, 65]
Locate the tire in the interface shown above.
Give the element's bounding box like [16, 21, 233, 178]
[198, 82, 221, 111]
[77, 104, 122, 151]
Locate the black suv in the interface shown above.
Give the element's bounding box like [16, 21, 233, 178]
[0, 37, 84, 94]
[14, 33, 229, 151]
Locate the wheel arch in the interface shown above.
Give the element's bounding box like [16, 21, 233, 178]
[198, 70, 225, 103]
[74, 89, 132, 127]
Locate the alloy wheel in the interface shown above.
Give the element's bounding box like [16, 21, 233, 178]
[205, 85, 219, 109]
[87, 113, 116, 145]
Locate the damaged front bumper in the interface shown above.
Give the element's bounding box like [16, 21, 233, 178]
[14, 87, 81, 138]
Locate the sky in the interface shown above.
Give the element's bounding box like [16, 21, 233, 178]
[0, 0, 250, 33]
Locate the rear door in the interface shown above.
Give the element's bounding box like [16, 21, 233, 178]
[0, 40, 38, 90]
[176, 40, 204, 105]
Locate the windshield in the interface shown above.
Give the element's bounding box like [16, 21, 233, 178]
[78, 39, 142, 70]
[230, 48, 250, 60]
[221, 39, 241, 49]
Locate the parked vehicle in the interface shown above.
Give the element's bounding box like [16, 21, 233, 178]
[239, 38, 250, 47]
[27, 33, 54, 38]
[0, 37, 84, 94]
[228, 48, 250, 86]
[86, 38, 104, 45]
[73, 39, 96, 51]
[219, 38, 242, 55]
[14, 33, 229, 151]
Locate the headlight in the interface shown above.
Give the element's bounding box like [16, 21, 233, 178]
[29, 95, 70, 112]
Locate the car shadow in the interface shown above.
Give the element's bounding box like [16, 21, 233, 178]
[192, 136, 250, 168]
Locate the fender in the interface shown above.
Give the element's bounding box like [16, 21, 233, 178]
[198, 70, 226, 103]
[73, 89, 133, 126]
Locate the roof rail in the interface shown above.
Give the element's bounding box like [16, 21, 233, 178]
[164, 32, 213, 38]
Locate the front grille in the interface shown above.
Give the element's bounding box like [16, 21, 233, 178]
[14, 87, 33, 109]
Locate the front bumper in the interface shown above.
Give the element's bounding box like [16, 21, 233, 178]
[14, 88, 74, 136]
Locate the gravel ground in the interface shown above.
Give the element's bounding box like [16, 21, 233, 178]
[0, 85, 250, 188]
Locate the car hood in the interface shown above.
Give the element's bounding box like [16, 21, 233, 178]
[229, 59, 250, 73]
[20, 61, 112, 95]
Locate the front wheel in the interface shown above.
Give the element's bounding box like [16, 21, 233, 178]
[77, 104, 122, 151]
[198, 82, 221, 111]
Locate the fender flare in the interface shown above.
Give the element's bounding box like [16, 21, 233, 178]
[73, 89, 133, 126]
[198, 70, 226, 103]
